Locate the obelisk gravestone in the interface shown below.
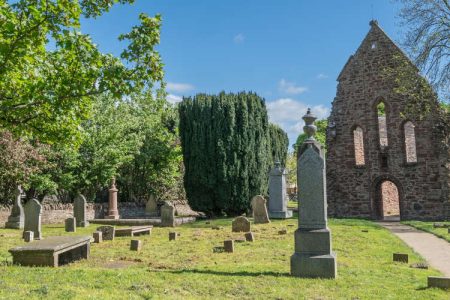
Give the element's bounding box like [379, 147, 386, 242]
[268, 162, 292, 219]
[290, 108, 337, 278]
[5, 185, 25, 229]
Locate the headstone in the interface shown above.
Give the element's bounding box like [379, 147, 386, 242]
[130, 240, 142, 251]
[244, 232, 255, 242]
[161, 201, 175, 227]
[291, 109, 337, 279]
[224, 240, 234, 253]
[232, 216, 251, 232]
[5, 185, 25, 229]
[23, 231, 34, 242]
[251, 195, 270, 224]
[393, 253, 408, 263]
[268, 162, 293, 219]
[74, 194, 89, 227]
[65, 218, 76, 232]
[105, 178, 120, 219]
[96, 225, 115, 241]
[23, 199, 42, 240]
[213, 246, 225, 253]
[145, 194, 158, 217]
[93, 231, 102, 243]
[169, 232, 177, 241]
[428, 276, 450, 289]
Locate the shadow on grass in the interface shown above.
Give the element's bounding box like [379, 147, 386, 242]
[165, 268, 290, 277]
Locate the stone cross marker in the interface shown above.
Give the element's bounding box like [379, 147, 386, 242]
[105, 178, 120, 219]
[161, 201, 175, 227]
[268, 162, 293, 219]
[251, 195, 270, 224]
[232, 216, 251, 232]
[74, 194, 89, 227]
[23, 198, 42, 240]
[290, 108, 337, 279]
[5, 185, 25, 229]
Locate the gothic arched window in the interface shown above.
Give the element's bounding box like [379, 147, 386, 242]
[404, 121, 417, 163]
[353, 126, 365, 166]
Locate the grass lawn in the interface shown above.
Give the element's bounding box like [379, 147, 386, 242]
[402, 221, 450, 243]
[0, 218, 448, 299]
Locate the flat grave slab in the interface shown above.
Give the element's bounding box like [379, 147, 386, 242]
[115, 226, 153, 237]
[9, 235, 91, 267]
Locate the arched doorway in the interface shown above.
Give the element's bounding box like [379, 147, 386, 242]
[373, 179, 401, 221]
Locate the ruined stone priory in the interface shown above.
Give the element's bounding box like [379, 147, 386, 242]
[326, 21, 449, 221]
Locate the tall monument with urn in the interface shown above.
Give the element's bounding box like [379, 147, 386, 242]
[105, 178, 120, 219]
[290, 108, 337, 278]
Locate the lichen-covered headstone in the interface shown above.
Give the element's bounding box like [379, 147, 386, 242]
[268, 162, 293, 219]
[232, 216, 251, 232]
[5, 185, 25, 229]
[290, 108, 337, 279]
[93, 231, 102, 243]
[251, 195, 270, 224]
[23, 199, 42, 240]
[96, 225, 115, 241]
[74, 194, 89, 227]
[161, 201, 175, 227]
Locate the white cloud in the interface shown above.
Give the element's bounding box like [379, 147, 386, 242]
[316, 73, 329, 79]
[233, 33, 245, 44]
[278, 79, 308, 95]
[166, 82, 194, 93]
[167, 94, 183, 104]
[266, 98, 329, 146]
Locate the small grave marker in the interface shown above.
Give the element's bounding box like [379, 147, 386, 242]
[23, 231, 34, 243]
[93, 231, 102, 243]
[65, 218, 76, 232]
[393, 253, 408, 263]
[130, 240, 142, 251]
[169, 232, 177, 241]
[96, 226, 115, 241]
[224, 240, 234, 253]
[232, 216, 251, 232]
[428, 276, 450, 289]
[245, 232, 255, 242]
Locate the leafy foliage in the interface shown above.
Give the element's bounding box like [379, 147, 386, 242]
[179, 92, 285, 216]
[268, 123, 289, 167]
[397, 0, 450, 98]
[0, 1, 163, 145]
[294, 119, 328, 152]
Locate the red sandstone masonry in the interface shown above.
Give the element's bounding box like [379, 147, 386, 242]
[326, 21, 449, 221]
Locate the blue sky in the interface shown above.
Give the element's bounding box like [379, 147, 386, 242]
[81, 0, 404, 147]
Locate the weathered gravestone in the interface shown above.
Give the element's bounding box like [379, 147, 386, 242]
[169, 232, 177, 241]
[65, 218, 76, 232]
[130, 240, 142, 251]
[245, 232, 255, 242]
[5, 185, 25, 229]
[145, 194, 158, 217]
[224, 240, 234, 253]
[268, 162, 293, 219]
[251, 195, 270, 224]
[96, 226, 115, 241]
[161, 201, 175, 227]
[105, 178, 120, 219]
[291, 108, 337, 278]
[74, 194, 89, 227]
[232, 216, 251, 232]
[23, 199, 42, 240]
[23, 231, 34, 243]
[93, 231, 102, 243]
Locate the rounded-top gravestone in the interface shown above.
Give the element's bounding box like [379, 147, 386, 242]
[232, 216, 251, 232]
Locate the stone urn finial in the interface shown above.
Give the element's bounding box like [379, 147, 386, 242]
[302, 108, 317, 140]
[110, 177, 116, 189]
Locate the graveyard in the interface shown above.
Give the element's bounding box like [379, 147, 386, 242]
[0, 218, 448, 299]
[1, 1, 450, 299]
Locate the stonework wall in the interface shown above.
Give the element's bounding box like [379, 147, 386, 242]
[0, 202, 148, 227]
[326, 21, 449, 221]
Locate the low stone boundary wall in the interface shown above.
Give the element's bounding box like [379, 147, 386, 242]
[0, 202, 149, 227]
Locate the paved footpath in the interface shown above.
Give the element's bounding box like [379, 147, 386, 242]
[378, 222, 450, 277]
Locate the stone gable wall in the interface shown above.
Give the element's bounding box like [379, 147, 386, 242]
[326, 22, 449, 220]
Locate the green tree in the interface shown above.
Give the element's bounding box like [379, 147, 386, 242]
[397, 0, 450, 98]
[269, 123, 289, 167]
[294, 119, 328, 152]
[179, 92, 271, 216]
[0, 1, 163, 144]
